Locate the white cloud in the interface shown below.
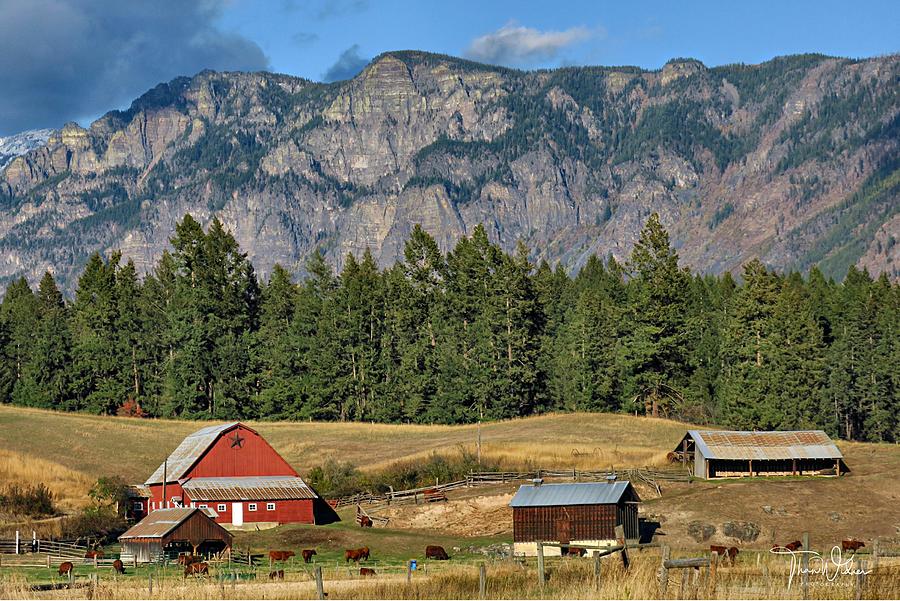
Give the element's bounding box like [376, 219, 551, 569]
[464, 21, 594, 66]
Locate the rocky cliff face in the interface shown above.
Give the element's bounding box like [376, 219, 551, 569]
[1, 51, 898, 290]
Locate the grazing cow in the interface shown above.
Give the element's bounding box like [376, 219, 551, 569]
[302, 549, 317, 563]
[359, 515, 373, 528]
[58, 561, 74, 577]
[345, 547, 370, 563]
[726, 547, 739, 565]
[268, 569, 285, 580]
[177, 554, 199, 566]
[565, 547, 586, 557]
[184, 562, 209, 577]
[269, 550, 296, 563]
[425, 545, 450, 560]
[359, 568, 376, 577]
[85, 550, 104, 559]
[842, 539, 865, 553]
[710, 545, 728, 557]
[112, 559, 125, 575]
[773, 540, 803, 552]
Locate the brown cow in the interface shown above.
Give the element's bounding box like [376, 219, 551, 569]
[302, 549, 317, 563]
[359, 515, 373, 528]
[269, 569, 285, 580]
[58, 561, 74, 577]
[726, 547, 739, 565]
[269, 550, 296, 562]
[184, 562, 209, 577]
[772, 540, 803, 552]
[344, 547, 370, 563]
[359, 568, 376, 577]
[112, 559, 125, 575]
[425, 545, 450, 560]
[842, 539, 865, 553]
[85, 550, 104, 559]
[710, 545, 728, 557]
[565, 547, 586, 557]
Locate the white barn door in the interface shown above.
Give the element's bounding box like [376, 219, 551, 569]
[232, 502, 243, 526]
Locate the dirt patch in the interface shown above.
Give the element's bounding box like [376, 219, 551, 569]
[377, 493, 514, 537]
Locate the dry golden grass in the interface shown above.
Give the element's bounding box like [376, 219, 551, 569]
[0, 449, 93, 510]
[0, 406, 688, 486]
[2, 551, 898, 599]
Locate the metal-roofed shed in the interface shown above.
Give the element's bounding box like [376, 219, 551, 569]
[671, 430, 848, 479]
[508, 481, 640, 557]
[119, 507, 233, 563]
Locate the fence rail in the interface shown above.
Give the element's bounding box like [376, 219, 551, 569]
[327, 467, 691, 511]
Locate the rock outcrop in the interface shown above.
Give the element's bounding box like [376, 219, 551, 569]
[1, 51, 897, 291]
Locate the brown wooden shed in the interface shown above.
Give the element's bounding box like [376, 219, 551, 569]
[509, 480, 640, 557]
[119, 507, 233, 563]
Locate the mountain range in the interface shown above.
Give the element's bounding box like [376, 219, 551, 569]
[1, 51, 897, 291]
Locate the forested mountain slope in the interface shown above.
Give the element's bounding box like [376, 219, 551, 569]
[1, 52, 898, 291]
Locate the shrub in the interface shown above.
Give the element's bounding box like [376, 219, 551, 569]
[0, 484, 56, 517]
[116, 398, 146, 418]
[60, 507, 128, 545]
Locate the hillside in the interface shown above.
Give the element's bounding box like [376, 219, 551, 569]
[1, 52, 898, 291]
[2, 406, 899, 550]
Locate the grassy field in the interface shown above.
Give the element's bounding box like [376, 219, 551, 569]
[0, 405, 688, 508]
[2, 549, 899, 599]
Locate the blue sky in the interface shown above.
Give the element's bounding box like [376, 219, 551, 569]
[221, 0, 899, 79]
[0, 0, 897, 135]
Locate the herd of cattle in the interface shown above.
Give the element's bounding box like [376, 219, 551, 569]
[51, 536, 870, 581]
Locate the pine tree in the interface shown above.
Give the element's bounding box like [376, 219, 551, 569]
[623, 213, 692, 417]
[14, 272, 72, 409]
[0, 277, 37, 402]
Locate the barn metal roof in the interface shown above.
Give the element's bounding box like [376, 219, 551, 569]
[145, 422, 253, 485]
[685, 430, 843, 461]
[182, 476, 318, 501]
[509, 481, 638, 508]
[119, 507, 198, 539]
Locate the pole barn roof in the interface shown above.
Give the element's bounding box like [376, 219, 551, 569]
[680, 430, 843, 461]
[119, 507, 233, 546]
[509, 481, 639, 507]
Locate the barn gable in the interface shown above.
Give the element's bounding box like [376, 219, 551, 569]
[145, 423, 297, 485]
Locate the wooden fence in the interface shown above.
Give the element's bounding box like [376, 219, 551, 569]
[328, 467, 691, 510]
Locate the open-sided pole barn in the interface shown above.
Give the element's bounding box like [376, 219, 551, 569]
[119, 507, 233, 563]
[671, 430, 848, 479]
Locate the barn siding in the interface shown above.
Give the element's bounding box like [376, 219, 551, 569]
[188, 498, 314, 525]
[513, 505, 617, 542]
[189, 427, 298, 479]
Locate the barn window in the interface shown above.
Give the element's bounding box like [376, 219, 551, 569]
[267, 502, 276, 511]
[248, 503, 257, 511]
[133, 501, 143, 511]
[199, 504, 208, 509]
[217, 504, 227, 512]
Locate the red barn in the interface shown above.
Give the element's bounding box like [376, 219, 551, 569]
[131, 422, 320, 527]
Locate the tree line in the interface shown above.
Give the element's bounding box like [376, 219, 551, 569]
[0, 214, 896, 442]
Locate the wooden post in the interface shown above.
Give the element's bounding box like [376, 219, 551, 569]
[536, 543, 546, 588]
[406, 561, 412, 583]
[593, 553, 601, 589]
[315, 566, 325, 600]
[873, 538, 880, 570]
[679, 569, 688, 599]
[792, 459, 797, 476]
[855, 560, 866, 600]
[801, 532, 810, 600]
[707, 551, 718, 598]
[14, 530, 19, 555]
[615, 525, 629, 570]
[749, 459, 753, 477]
[479, 563, 486, 597]
[658, 546, 670, 597]
[68, 568, 74, 589]
[836, 459, 841, 477]
[47, 555, 51, 568]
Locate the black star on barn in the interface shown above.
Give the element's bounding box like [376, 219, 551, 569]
[230, 432, 244, 449]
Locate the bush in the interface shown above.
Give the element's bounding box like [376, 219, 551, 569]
[0, 484, 56, 517]
[307, 447, 501, 498]
[116, 398, 146, 418]
[60, 507, 128, 545]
